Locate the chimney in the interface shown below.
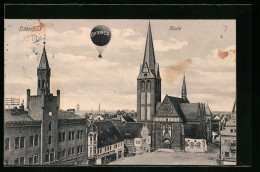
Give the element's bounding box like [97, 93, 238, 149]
[57, 90, 60, 108]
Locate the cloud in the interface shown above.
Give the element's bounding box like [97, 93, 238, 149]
[162, 59, 192, 83]
[154, 38, 188, 52]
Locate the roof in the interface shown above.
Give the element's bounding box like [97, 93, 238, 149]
[143, 22, 156, 74]
[4, 109, 34, 123]
[122, 115, 135, 122]
[168, 96, 187, 121]
[180, 103, 200, 122]
[38, 45, 49, 69]
[184, 123, 206, 139]
[115, 122, 143, 139]
[94, 121, 124, 148]
[58, 110, 83, 120]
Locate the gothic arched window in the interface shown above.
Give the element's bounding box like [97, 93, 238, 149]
[141, 81, 145, 90]
[147, 80, 151, 91]
[50, 149, 54, 162]
[45, 150, 49, 162]
[42, 80, 45, 87]
[48, 136, 52, 145]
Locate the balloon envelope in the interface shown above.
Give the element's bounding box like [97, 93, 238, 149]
[90, 25, 111, 46]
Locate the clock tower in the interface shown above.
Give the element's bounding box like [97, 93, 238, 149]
[137, 22, 161, 121]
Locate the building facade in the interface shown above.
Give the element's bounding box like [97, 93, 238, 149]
[219, 100, 236, 165]
[114, 122, 151, 156]
[4, 42, 88, 166]
[87, 121, 124, 165]
[136, 22, 211, 152]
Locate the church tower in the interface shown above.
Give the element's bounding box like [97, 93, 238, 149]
[37, 40, 51, 96]
[137, 22, 161, 121]
[181, 75, 189, 102]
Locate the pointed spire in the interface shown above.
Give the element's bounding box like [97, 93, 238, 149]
[232, 98, 236, 113]
[142, 21, 156, 73]
[182, 74, 188, 101]
[38, 35, 49, 69]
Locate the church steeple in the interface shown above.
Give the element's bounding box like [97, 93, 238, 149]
[142, 21, 156, 74]
[137, 21, 161, 122]
[182, 74, 188, 102]
[37, 39, 51, 96]
[232, 98, 236, 113]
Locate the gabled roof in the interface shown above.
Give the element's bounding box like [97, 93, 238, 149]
[184, 123, 206, 139]
[58, 110, 83, 120]
[122, 115, 135, 122]
[180, 103, 200, 122]
[94, 121, 124, 148]
[38, 45, 49, 69]
[4, 109, 34, 123]
[115, 122, 143, 139]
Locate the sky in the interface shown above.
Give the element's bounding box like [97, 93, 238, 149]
[4, 19, 236, 112]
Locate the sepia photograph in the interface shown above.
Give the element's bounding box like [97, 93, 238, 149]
[4, 18, 237, 166]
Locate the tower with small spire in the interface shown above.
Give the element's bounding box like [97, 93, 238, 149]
[26, 39, 60, 164]
[137, 22, 161, 121]
[181, 74, 189, 102]
[37, 38, 51, 96]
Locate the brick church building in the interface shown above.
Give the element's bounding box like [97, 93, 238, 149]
[137, 22, 212, 151]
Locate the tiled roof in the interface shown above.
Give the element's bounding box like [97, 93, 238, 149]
[58, 110, 84, 120]
[4, 109, 34, 123]
[122, 115, 135, 122]
[168, 96, 187, 121]
[94, 121, 124, 148]
[180, 103, 200, 122]
[184, 123, 206, 139]
[115, 122, 143, 138]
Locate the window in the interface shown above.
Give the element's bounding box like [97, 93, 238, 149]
[90, 147, 92, 155]
[63, 149, 66, 157]
[14, 158, 19, 165]
[59, 133, 62, 142]
[77, 131, 80, 139]
[15, 137, 19, 149]
[45, 150, 49, 162]
[147, 80, 151, 90]
[197, 142, 201, 148]
[58, 150, 62, 159]
[94, 147, 96, 154]
[48, 122, 52, 132]
[50, 149, 54, 162]
[100, 149, 102, 154]
[81, 146, 83, 153]
[72, 147, 75, 155]
[30, 136, 34, 147]
[29, 155, 33, 165]
[225, 152, 230, 157]
[80, 130, 83, 139]
[48, 136, 52, 145]
[20, 157, 24, 165]
[62, 132, 66, 141]
[68, 148, 71, 156]
[38, 79, 40, 88]
[5, 138, 10, 150]
[42, 80, 45, 87]
[114, 144, 117, 149]
[144, 139, 146, 143]
[110, 146, 111, 150]
[230, 129, 233, 133]
[34, 154, 38, 164]
[20, 137, 24, 149]
[77, 146, 80, 154]
[35, 135, 39, 146]
[141, 81, 145, 90]
[72, 131, 75, 140]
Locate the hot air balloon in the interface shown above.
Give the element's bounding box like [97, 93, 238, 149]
[90, 25, 111, 58]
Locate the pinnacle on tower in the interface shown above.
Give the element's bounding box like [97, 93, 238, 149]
[182, 74, 189, 102]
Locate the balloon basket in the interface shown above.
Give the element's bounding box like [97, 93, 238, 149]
[98, 54, 102, 58]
